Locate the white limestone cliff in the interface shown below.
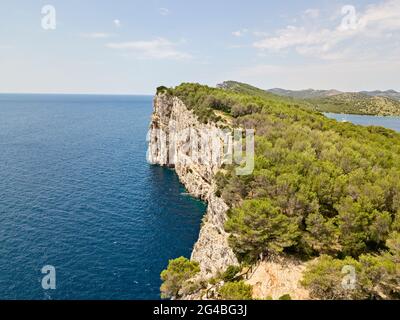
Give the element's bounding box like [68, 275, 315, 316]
[147, 93, 238, 278]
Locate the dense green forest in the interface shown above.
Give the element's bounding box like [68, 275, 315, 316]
[158, 83, 400, 300]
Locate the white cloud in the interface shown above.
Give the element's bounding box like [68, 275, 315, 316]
[81, 33, 115, 39]
[303, 8, 320, 19]
[253, 0, 400, 60]
[106, 38, 192, 60]
[232, 29, 248, 37]
[113, 19, 121, 28]
[357, 0, 400, 32]
[159, 8, 171, 16]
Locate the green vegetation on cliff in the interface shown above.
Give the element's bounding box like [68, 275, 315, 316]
[159, 81, 400, 300]
[160, 257, 201, 299]
[170, 82, 313, 124]
[218, 281, 253, 300]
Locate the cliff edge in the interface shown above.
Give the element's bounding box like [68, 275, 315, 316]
[147, 93, 238, 278]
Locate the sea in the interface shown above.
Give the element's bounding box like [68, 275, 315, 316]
[0, 94, 206, 300]
[324, 113, 400, 132]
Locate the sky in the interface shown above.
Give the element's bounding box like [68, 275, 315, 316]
[0, 0, 399, 94]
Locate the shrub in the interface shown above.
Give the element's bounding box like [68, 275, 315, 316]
[219, 281, 253, 300]
[160, 257, 200, 299]
[222, 265, 242, 282]
[301, 255, 362, 300]
[156, 86, 172, 95]
[231, 103, 262, 117]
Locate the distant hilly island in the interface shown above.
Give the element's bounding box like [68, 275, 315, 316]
[218, 81, 400, 116]
[267, 88, 400, 101]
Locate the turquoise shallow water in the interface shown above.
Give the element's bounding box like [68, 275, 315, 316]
[324, 113, 400, 132]
[0, 94, 206, 300]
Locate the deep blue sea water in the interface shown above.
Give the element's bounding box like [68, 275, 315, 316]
[324, 113, 400, 132]
[0, 94, 206, 300]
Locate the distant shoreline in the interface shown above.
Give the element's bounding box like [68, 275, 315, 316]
[324, 112, 400, 132]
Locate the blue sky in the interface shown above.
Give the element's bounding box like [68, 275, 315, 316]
[0, 0, 399, 94]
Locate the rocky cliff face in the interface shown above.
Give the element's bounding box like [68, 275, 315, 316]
[148, 93, 238, 278]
